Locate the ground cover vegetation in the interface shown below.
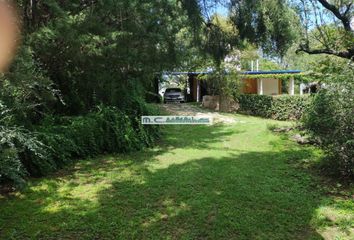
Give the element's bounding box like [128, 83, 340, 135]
[0, 1, 353, 239]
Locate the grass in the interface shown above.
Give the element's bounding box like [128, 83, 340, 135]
[0, 112, 353, 239]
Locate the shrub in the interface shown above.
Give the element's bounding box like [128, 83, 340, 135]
[270, 95, 311, 120]
[34, 105, 160, 176]
[0, 102, 51, 186]
[0, 126, 50, 187]
[237, 94, 273, 118]
[0, 105, 161, 187]
[0, 45, 59, 127]
[237, 94, 311, 120]
[302, 83, 354, 178]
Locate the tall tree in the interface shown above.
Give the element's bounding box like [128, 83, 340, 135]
[296, 0, 354, 60]
[181, 0, 301, 62]
[2, 0, 198, 117]
[229, 0, 300, 58]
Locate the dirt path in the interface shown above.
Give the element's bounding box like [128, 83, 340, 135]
[160, 103, 238, 124]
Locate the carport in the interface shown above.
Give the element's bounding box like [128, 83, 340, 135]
[164, 71, 210, 103]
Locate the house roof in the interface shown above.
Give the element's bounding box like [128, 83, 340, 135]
[167, 71, 211, 75]
[242, 70, 301, 75]
[166, 70, 302, 76]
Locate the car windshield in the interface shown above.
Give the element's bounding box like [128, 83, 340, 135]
[165, 88, 181, 93]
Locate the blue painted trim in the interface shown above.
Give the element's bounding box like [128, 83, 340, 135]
[165, 70, 302, 75]
[166, 71, 211, 75]
[242, 70, 301, 75]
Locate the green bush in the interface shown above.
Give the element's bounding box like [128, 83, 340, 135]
[0, 102, 50, 186]
[0, 104, 161, 187]
[237, 94, 273, 118]
[0, 45, 58, 126]
[270, 95, 311, 120]
[302, 83, 354, 178]
[0, 126, 49, 187]
[237, 94, 311, 120]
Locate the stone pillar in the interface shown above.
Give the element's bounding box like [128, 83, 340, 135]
[197, 80, 200, 102]
[258, 78, 264, 95]
[289, 77, 295, 95]
[300, 83, 305, 95]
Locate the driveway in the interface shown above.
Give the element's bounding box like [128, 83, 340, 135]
[160, 103, 237, 124]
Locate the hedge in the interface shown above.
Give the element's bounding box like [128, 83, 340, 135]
[237, 94, 312, 120]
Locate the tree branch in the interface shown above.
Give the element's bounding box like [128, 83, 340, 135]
[317, 0, 352, 31]
[344, 3, 353, 16]
[296, 44, 354, 60]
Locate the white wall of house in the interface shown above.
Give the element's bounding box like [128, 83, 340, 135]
[258, 78, 279, 95]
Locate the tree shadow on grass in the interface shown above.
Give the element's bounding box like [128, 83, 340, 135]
[71, 124, 242, 175]
[87, 150, 324, 240]
[0, 148, 326, 239]
[158, 124, 244, 151]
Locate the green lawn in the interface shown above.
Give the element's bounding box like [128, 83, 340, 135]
[0, 113, 353, 239]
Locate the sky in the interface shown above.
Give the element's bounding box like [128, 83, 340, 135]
[215, 4, 228, 16]
[212, 1, 335, 26]
[202, 1, 229, 18]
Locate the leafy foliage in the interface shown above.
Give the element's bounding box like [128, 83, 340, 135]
[202, 15, 237, 66]
[237, 94, 273, 117]
[0, 0, 187, 186]
[0, 126, 47, 187]
[302, 59, 354, 178]
[295, 0, 354, 60]
[0, 104, 161, 186]
[1, 0, 352, 187]
[270, 95, 312, 121]
[237, 94, 312, 120]
[230, 0, 300, 57]
[7, 0, 193, 117]
[0, 45, 59, 126]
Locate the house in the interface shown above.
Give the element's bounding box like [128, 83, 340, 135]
[240, 70, 301, 96]
[163, 70, 302, 102]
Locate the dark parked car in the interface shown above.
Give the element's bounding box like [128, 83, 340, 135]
[163, 88, 185, 103]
